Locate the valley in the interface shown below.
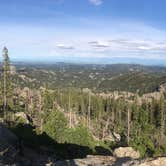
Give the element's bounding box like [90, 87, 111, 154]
[1, 57, 166, 165]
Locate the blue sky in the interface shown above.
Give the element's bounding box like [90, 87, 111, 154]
[0, 0, 166, 64]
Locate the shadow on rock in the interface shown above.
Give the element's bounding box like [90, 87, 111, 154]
[5, 123, 112, 165]
[113, 157, 137, 166]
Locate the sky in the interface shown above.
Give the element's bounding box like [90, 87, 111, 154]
[0, 0, 166, 64]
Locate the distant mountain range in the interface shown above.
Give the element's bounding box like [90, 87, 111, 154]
[9, 63, 166, 95]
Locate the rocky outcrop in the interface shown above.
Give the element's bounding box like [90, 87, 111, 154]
[139, 157, 166, 166]
[55, 155, 116, 166]
[104, 132, 121, 142]
[113, 147, 140, 159]
[54, 147, 140, 166]
[15, 112, 30, 124]
[0, 124, 19, 164]
[55, 156, 166, 166]
[0, 124, 18, 146]
[95, 84, 166, 105]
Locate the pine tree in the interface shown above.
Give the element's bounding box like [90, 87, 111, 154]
[2, 47, 12, 119]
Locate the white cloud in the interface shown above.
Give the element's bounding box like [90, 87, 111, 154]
[89, 0, 103, 6]
[107, 39, 166, 52]
[56, 44, 74, 49]
[89, 41, 109, 48]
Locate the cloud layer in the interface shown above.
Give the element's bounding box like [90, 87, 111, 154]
[1, 18, 166, 63]
[89, 41, 109, 48]
[56, 44, 74, 49]
[89, 0, 103, 6]
[88, 39, 166, 52]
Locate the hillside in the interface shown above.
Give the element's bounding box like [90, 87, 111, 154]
[12, 63, 166, 94]
[1, 62, 166, 165]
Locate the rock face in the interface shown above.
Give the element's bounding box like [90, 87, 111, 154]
[55, 156, 166, 166]
[0, 124, 18, 146]
[104, 132, 121, 142]
[0, 124, 19, 164]
[113, 147, 140, 159]
[139, 157, 166, 166]
[15, 112, 30, 124]
[55, 155, 116, 166]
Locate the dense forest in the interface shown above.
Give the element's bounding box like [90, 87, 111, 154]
[1, 47, 166, 162]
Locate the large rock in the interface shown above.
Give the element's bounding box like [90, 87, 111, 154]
[104, 132, 121, 142]
[55, 155, 116, 166]
[0, 124, 19, 163]
[0, 124, 18, 146]
[139, 157, 166, 166]
[113, 147, 140, 159]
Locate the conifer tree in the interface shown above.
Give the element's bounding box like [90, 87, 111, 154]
[2, 47, 12, 118]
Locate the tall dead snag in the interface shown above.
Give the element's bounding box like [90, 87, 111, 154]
[68, 91, 72, 128]
[102, 117, 110, 140]
[87, 91, 91, 128]
[38, 91, 42, 112]
[127, 108, 131, 145]
[160, 96, 165, 143]
[39, 94, 44, 132]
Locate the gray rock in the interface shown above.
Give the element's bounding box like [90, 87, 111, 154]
[0, 124, 18, 146]
[139, 157, 166, 166]
[55, 155, 116, 166]
[113, 147, 140, 159]
[15, 112, 30, 124]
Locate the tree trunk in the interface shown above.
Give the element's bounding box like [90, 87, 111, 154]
[88, 92, 91, 128]
[69, 92, 72, 128]
[127, 108, 130, 145]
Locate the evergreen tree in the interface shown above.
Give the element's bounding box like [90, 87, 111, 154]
[2, 47, 12, 119]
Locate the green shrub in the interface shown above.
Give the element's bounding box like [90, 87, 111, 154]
[43, 110, 68, 143]
[66, 125, 95, 149]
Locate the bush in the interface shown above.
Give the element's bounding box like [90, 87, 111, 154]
[43, 110, 68, 143]
[130, 136, 155, 157]
[66, 125, 95, 149]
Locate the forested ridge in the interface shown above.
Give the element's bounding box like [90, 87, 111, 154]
[1, 48, 166, 164]
[12, 62, 166, 94]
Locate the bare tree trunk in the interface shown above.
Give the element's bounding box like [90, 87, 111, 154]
[102, 118, 110, 140]
[69, 92, 72, 128]
[38, 92, 42, 112]
[112, 109, 115, 131]
[127, 108, 130, 145]
[26, 89, 30, 112]
[160, 102, 165, 142]
[30, 94, 33, 116]
[88, 92, 91, 128]
[150, 105, 153, 124]
[40, 118, 43, 132]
